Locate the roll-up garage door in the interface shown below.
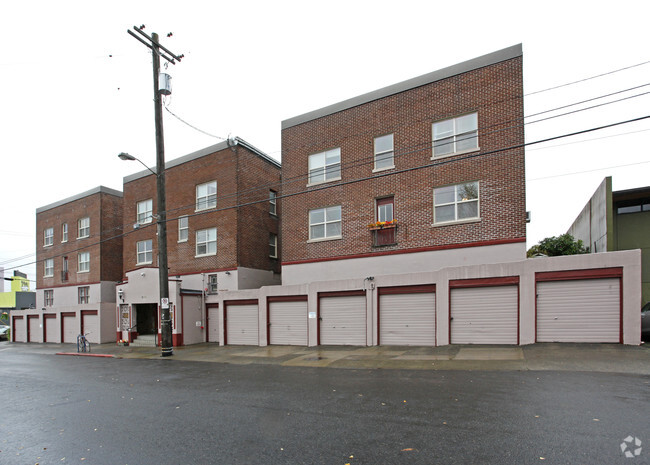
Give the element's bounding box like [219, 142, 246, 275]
[319, 295, 366, 346]
[536, 278, 620, 343]
[207, 306, 219, 343]
[44, 315, 57, 343]
[226, 304, 259, 345]
[62, 314, 78, 343]
[269, 300, 308, 346]
[27, 316, 40, 342]
[450, 285, 519, 344]
[379, 291, 436, 346]
[13, 317, 26, 342]
[82, 311, 99, 343]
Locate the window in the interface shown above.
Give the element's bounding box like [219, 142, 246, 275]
[62, 256, 69, 282]
[78, 286, 90, 304]
[269, 233, 278, 258]
[78, 217, 90, 238]
[44, 227, 54, 247]
[434, 182, 480, 224]
[208, 274, 218, 294]
[44, 258, 54, 277]
[196, 228, 217, 256]
[377, 197, 394, 223]
[433, 113, 478, 157]
[78, 252, 90, 273]
[374, 134, 394, 171]
[137, 240, 153, 264]
[270, 190, 277, 215]
[309, 206, 342, 240]
[137, 199, 153, 224]
[44, 289, 54, 307]
[196, 181, 217, 210]
[374, 197, 396, 246]
[178, 216, 188, 242]
[62, 223, 68, 242]
[308, 148, 341, 184]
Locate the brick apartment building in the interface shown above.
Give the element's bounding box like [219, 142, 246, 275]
[16, 186, 124, 343]
[280, 44, 526, 285]
[117, 137, 281, 346]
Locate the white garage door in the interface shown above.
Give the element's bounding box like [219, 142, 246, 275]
[82, 312, 99, 344]
[537, 278, 620, 343]
[13, 317, 26, 342]
[451, 286, 519, 344]
[207, 307, 219, 343]
[319, 295, 366, 346]
[379, 292, 436, 346]
[62, 315, 78, 344]
[44, 316, 57, 343]
[269, 300, 308, 346]
[28, 317, 40, 342]
[226, 304, 259, 345]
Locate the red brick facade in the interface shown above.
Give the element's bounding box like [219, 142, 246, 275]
[280, 47, 526, 265]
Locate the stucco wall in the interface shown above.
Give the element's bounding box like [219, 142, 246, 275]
[567, 177, 610, 253]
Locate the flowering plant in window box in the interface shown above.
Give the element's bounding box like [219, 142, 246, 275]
[367, 219, 397, 230]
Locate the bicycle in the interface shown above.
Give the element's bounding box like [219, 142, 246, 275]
[77, 333, 91, 353]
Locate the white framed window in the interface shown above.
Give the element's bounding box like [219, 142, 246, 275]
[374, 134, 394, 171]
[432, 113, 478, 157]
[433, 182, 480, 224]
[196, 181, 217, 211]
[44, 258, 54, 277]
[269, 233, 278, 258]
[208, 274, 218, 293]
[78, 286, 90, 304]
[309, 206, 342, 241]
[196, 227, 217, 257]
[270, 190, 277, 215]
[44, 289, 54, 306]
[137, 240, 153, 265]
[78, 252, 90, 273]
[308, 148, 341, 184]
[78, 217, 90, 238]
[178, 216, 188, 242]
[137, 199, 153, 224]
[62, 223, 68, 242]
[44, 227, 54, 247]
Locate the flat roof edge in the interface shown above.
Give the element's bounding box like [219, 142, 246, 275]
[282, 44, 522, 130]
[36, 186, 123, 213]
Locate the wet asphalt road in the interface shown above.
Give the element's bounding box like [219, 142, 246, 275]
[0, 351, 648, 465]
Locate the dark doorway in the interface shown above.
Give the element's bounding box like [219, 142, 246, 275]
[135, 303, 158, 335]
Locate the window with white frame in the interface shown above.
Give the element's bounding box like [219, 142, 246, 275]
[196, 227, 217, 256]
[433, 182, 480, 224]
[137, 199, 153, 224]
[269, 190, 277, 215]
[62, 223, 68, 242]
[269, 233, 278, 258]
[78, 252, 90, 273]
[308, 148, 341, 184]
[309, 206, 342, 240]
[374, 134, 394, 170]
[78, 286, 90, 304]
[136, 240, 153, 264]
[432, 113, 478, 157]
[208, 274, 218, 293]
[78, 217, 90, 238]
[44, 227, 54, 247]
[196, 181, 217, 210]
[44, 258, 54, 277]
[178, 216, 188, 242]
[44, 289, 54, 306]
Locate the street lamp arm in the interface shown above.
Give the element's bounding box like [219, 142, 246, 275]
[118, 152, 158, 177]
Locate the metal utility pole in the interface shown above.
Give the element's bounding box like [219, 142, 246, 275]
[127, 25, 183, 357]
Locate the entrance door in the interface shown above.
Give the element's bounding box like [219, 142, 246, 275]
[136, 304, 158, 335]
[207, 305, 219, 343]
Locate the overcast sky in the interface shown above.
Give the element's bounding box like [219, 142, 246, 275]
[1, 0, 649, 289]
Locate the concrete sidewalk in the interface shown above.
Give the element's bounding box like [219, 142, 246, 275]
[3, 340, 649, 374]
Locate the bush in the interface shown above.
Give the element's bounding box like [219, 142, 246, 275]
[527, 233, 589, 258]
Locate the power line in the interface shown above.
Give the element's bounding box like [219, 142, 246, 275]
[527, 160, 650, 182]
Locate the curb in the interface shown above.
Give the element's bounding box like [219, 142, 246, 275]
[56, 352, 115, 358]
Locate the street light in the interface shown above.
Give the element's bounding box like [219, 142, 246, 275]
[118, 152, 173, 357]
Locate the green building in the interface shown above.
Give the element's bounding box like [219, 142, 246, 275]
[0, 270, 35, 317]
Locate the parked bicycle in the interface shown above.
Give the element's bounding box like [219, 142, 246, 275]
[77, 333, 91, 353]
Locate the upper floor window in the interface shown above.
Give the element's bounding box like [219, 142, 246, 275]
[196, 228, 217, 257]
[269, 190, 277, 215]
[309, 206, 342, 241]
[137, 199, 153, 225]
[433, 182, 480, 224]
[44, 289, 54, 306]
[78, 286, 90, 304]
[178, 216, 188, 242]
[433, 113, 478, 157]
[137, 240, 153, 265]
[208, 274, 218, 293]
[62, 223, 68, 242]
[78, 217, 90, 239]
[78, 252, 90, 273]
[44, 258, 54, 277]
[374, 134, 394, 171]
[308, 148, 341, 185]
[44, 227, 54, 247]
[196, 181, 217, 211]
[269, 233, 278, 258]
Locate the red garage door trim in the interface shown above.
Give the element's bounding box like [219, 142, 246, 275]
[377, 284, 436, 345]
[317, 290, 365, 345]
[27, 315, 39, 342]
[536, 267, 623, 282]
[43, 313, 56, 342]
[266, 296, 308, 345]
[60, 312, 76, 344]
[12, 315, 24, 342]
[223, 300, 259, 346]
